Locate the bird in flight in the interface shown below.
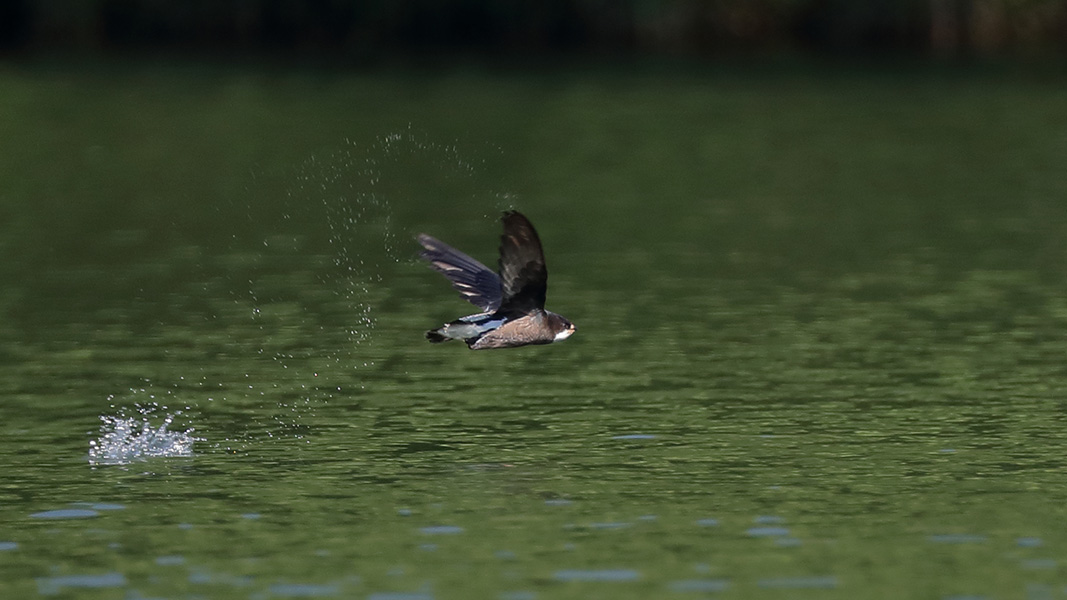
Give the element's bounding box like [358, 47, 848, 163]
[417, 211, 575, 350]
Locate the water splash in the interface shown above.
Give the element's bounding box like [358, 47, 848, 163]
[89, 406, 198, 465]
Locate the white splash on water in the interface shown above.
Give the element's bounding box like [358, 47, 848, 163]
[89, 405, 199, 465]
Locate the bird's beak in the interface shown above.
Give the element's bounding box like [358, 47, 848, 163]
[555, 323, 576, 342]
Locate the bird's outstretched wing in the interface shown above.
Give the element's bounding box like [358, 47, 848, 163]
[417, 234, 503, 312]
[497, 211, 548, 313]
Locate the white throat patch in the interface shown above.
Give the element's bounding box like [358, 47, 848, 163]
[554, 328, 574, 342]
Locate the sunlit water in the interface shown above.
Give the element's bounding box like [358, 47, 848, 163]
[2, 67, 1067, 599]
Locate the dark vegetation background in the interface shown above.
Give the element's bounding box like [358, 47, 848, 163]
[2, 0, 1065, 60]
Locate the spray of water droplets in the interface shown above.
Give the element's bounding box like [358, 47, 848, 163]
[311, 133, 479, 305]
[287, 129, 493, 352]
[89, 404, 199, 465]
[224, 131, 499, 440]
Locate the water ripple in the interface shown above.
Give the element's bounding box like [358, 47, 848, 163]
[747, 527, 790, 537]
[757, 576, 838, 589]
[927, 534, 987, 544]
[419, 526, 463, 535]
[37, 573, 127, 595]
[669, 579, 730, 592]
[31, 509, 98, 520]
[553, 569, 641, 582]
[268, 582, 342, 597]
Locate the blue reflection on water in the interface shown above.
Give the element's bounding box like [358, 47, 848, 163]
[367, 593, 434, 600]
[31, 509, 99, 519]
[86, 503, 126, 511]
[1026, 583, 1053, 600]
[37, 573, 127, 595]
[268, 582, 342, 597]
[758, 576, 837, 589]
[747, 527, 790, 537]
[419, 525, 463, 535]
[155, 555, 185, 566]
[590, 522, 631, 530]
[928, 534, 987, 544]
[612, 434, 657, 440]
[187, 569, 254, 587]
[0, 541, 17, 551]
[669, 579, 730, 592]
[553, 569, 641, 582]
[695, 518, 719, 527]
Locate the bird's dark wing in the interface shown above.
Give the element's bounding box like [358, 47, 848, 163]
[418, 234, 502, 312]
[497, 211, 548, 312]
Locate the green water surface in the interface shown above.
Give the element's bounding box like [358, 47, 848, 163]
[1, 63, 1066, 599]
